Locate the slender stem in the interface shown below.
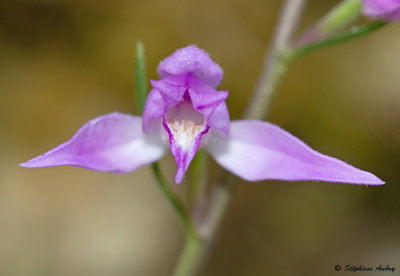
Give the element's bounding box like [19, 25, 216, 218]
[244, 0, 307, 120]
[318, 0, 361, 33]
[198, 173, 237, 239]
[173, 233, 205, 276]
[187, 150, 208, 207]
[296, 0, 362, 46]
[151, 163, 197, 236]
[285, 21, 387, 63]
[172, 173, 236, 276]
[135, 41, 147, 113]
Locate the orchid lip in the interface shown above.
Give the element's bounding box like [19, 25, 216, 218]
[162, 97, 211, 183]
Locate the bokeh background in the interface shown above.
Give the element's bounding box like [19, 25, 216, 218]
[1, 0, 399, 275]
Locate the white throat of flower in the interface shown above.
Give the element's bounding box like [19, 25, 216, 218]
[165, 100, 207, 151]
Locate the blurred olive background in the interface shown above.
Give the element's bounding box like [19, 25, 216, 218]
[1, 0, 399, 275]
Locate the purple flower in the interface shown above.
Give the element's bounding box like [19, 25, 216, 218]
[20, 46, 384, 185]
[362, 0, 400, 21]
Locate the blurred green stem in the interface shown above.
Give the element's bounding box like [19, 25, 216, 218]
[187, 150, 208, 207]
[135, 42, 147, 113]
[151, 163, 196, 236]
[285, 21, 387, 63]
[173, 233, 205, 276]
[296, 0, 362, 46]
[318, 0, 361, 33]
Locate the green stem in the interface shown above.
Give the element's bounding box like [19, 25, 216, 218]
[297, 0, 362, 46]
[319, 0, 361, 33]
[172, 174, 237, 276]
[187, 150, 208, 207]
[286, 21, 387, 63]
[135, 41, 147, 114]
[173, 233, 205, 276]
[151, 163, 196, 236]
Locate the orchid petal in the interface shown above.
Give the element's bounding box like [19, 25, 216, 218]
[187, 74, 229, 134]
[143, 77, 187, 134]
[188, 89, 228, 117]
[208, 102, 230, 137]
[150, 78, 186, 109]
[20, 113, 166, 173]
[143, 76, 188, 133]
[142, 89, 165, 133]
[157, 45, 223, 87]
[207, 120, 384, 185]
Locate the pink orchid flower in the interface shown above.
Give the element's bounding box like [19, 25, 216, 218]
[20, 46, 384, 185]
[363, 0, 400, 21]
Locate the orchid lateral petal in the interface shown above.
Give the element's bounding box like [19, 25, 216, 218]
[20, 113, 166, 173]
[157, 45, 223, 87]
[207, 102, 230, 138]
[142, 89, 166, 134]
[207, 120, 384, 185]
[143, 76, 187, 134]
[188, 89, 228, 118]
